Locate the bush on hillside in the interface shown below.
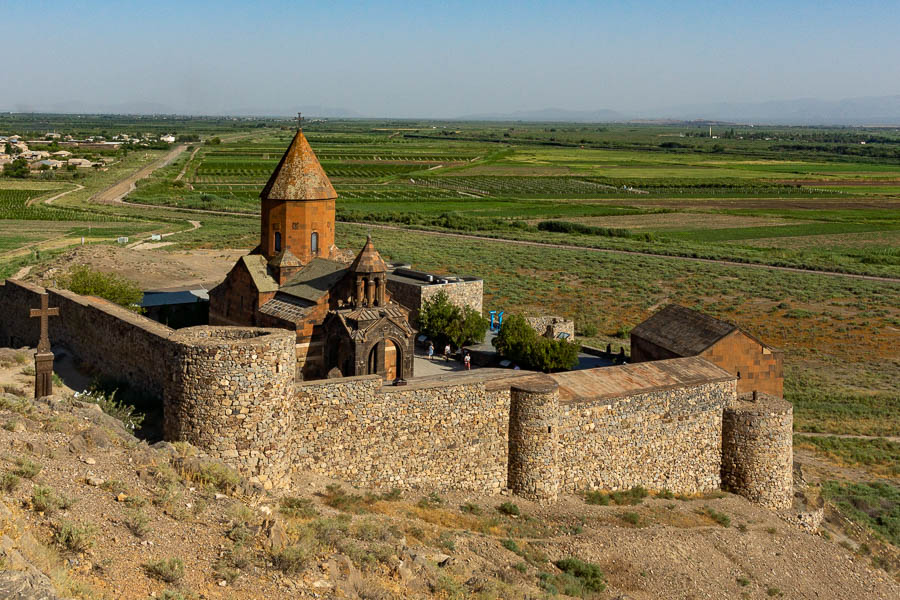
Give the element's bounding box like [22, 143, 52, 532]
[61, 265, 143, 312]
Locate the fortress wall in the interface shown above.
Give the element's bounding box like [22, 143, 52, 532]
[721, 394, 793, 509]
[164, 326, 297, 490]
[0, 279, 174, 398]
[558, 379, 735, 494]
[292, 376, 510, 492]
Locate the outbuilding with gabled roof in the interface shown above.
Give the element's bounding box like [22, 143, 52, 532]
[630, 304, 783, 397]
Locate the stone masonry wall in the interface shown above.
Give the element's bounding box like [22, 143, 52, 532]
[164, 326, 297, 489]
[291, 375, 510, 492]
[388, 278, 483, 324]
[558, 379, 735, 494]
[507, 377, 559, 503]
[0, 279, 173, 398]
[721, 394, 793, 509]
[525, 316, 575, 340]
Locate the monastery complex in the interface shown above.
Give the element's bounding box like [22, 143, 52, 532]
[0, 129, 794, 512]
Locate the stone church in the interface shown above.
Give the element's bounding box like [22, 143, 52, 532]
[208, 129, 415, 381]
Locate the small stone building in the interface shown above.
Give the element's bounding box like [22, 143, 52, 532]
[208, 129, 415, 381]
[630, 304, 783, 397]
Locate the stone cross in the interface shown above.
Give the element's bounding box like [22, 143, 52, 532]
[297, 112, 303, 132]
[29, 292, 59, 398]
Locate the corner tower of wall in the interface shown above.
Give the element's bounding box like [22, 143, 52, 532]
[164, 326, 296, 490]
[721, 393, 793, 509]
[507, 375, 559, 503]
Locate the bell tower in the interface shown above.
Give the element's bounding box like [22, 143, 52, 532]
[259, 114, 336, 264]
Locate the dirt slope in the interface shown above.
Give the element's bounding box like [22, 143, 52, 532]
[0, 357, 897, 599]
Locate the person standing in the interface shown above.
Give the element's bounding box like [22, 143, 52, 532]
[444, 343, 451, 361]
[427, 341, 434, 361]
[464, 351, 471, 370]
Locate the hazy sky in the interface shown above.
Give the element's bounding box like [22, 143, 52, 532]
[3, 0, 899, 116]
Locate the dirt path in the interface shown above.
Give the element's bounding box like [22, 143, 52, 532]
[175, 145, 201, 181]
[126, 219, 201, 249]
[24, 183, 84, 207]
[90, 144, 187, 205]
[345, 222, 900, 284]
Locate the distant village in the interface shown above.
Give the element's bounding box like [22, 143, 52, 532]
[0, 131, 176, 173]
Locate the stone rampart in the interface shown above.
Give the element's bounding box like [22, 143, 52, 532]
[558, 379, 734, 494]
[721, 393, 793, 509]
[508, 376, 559, 503]
[0, 279, 173, 398]
[525, 316, 575, 340]
[292, 374, 510, 492]
[164, 326, 297, 489]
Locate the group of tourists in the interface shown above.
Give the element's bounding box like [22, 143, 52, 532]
[426, 341, 471, 370]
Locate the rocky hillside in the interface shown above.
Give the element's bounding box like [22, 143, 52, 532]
[0, 385, 898, 599]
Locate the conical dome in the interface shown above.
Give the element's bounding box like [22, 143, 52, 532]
[349, 235, 387, 274]
[260, 130, 337, 201]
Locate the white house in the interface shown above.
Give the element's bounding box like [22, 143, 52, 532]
[161, 134, 176, 143]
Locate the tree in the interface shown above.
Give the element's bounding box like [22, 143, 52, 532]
[418, 291, 488, 348]
[493, 314, 579, 372]
[3, 158, 30, 178]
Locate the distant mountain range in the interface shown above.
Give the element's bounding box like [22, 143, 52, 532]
[647, 95, 900, 125]
[4, 95, 900, 125]
[455, 96, 900, 125]
[2, 101, 362, 119]
[455, 107, 625, 123]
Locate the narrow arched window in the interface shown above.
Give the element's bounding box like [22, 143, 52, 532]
[274, 231, 282, 252]
[311, 231, 319, 255]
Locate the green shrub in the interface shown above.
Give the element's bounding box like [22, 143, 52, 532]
[497, 502, 520, 516]
[493, 314, 579, 372]
[279, 496, 317, 519]
[540, 557, 607, 597]
[179, 459, 240, 493]
[621, 512, 641, 526]
[1, 472, 20, 493]
[501, 538, 520, 553]
[418, 290, 488, 348]
[61, 265, 143, 311]
[459, 502, 482, 515]
[54, 520, 95, 553]
[272, 538, 318, 573]
[14, 458, 41, 479]
[75, 388, 144, 431]
[124, 509, 151, 538]
[31, 485, 64, 514]
[144, 557, 185, 583]
[585, 486, 647, 506]
[699, 506, 731, 527]
[417, 491, 444, 509]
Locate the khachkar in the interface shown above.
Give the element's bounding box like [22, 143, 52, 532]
[29, 292, 59, 398]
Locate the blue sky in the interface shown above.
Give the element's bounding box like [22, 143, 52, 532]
[3, 1, 899, 116]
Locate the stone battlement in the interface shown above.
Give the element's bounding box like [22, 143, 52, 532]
[0, 278, 793, 507]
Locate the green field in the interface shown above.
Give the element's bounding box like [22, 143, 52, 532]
[108, 119, 900, 278]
